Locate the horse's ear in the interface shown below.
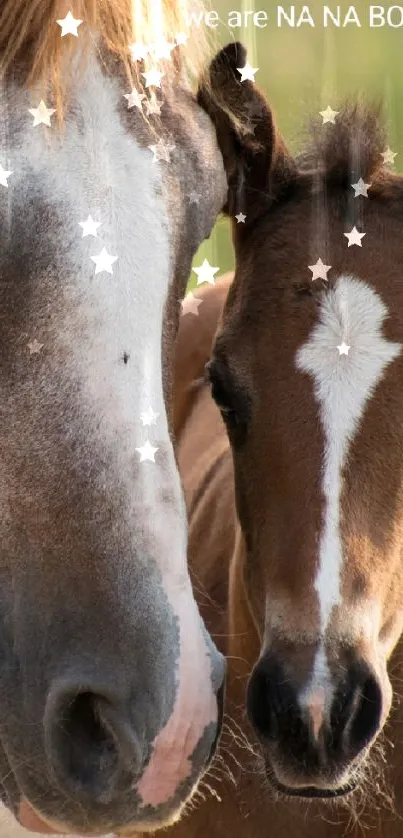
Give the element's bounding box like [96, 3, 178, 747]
[198, 42, 297, 221]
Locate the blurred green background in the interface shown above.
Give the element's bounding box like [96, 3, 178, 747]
[188, 0, 403, 290]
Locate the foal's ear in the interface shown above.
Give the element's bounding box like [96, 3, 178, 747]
[198, 42, 297, 221]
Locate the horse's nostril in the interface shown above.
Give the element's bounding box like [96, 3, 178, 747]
[329, 667, 383, 759]
[45, 686, 143, 805]
[349, 674, 382, 754]
[61, 693, 119, 793]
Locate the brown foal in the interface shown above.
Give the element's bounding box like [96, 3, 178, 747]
[172, 41, 403, 837]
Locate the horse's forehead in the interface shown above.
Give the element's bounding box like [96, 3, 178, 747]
[2, 71, 172, 342]
[1, 53, 225, 275]
[0, 55, 226, 585]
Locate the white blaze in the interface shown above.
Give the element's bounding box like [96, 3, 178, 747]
[296, 275, 400, 649]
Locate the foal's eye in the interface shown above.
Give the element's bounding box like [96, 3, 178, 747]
[205, 360, 236, 421]
[205, 359, 249, 437]
[210, 378, 236, 419]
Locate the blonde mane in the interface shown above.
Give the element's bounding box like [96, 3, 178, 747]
[0, 0, 212, 118]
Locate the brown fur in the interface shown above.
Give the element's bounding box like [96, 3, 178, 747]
[173, 277, 403, 837]
[171, 42, 403, 838]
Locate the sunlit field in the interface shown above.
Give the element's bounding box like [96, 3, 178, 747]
[189, 0, 403, 286]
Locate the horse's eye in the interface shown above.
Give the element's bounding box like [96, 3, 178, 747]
[205, 360, 243, 430]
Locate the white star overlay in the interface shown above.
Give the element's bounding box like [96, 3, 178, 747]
[148, 140, 175, 163]
[144, 94, 162, 116]
[344, 226, 366, 247]
[351, 177, 370, 197]
[381, 147, 397, 166]
[175, 32, 188, 45]
[337, 342, 350, 356]
[319, 105, 339, 124]
[192, 258, 219, 286]
[129, 42, 149, 61]
[141, 406, 159, 427]
[150, 39, 175, 60]
[28, 339, 44, 355]
[309, 258, 331, 281]
[0, 163, 13, 187]
[28, 100, 56, 127]
[181, 292, 203, 316]
[91, 247, 118, 275]
[247, 122, 257, 135]
[136, 440, 159, 462]
[124, 89, 145, 110]
[79, 216, 101, 238]
[142, 68, 164, 88]
[237, 62, 259, 82]
[57, 11, 83, 37]
[246, 99, 265, 118]
[235, 212, 246, 223]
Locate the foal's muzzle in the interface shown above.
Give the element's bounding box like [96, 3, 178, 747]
[247, 650, 383, 797]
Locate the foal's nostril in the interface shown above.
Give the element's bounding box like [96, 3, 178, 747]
[44, 687, 143, 805]
[345, 674, 382, 755]
[329, 668, 382, 759]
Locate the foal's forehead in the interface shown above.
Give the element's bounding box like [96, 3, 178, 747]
[220, 196, 403, 444]
[233, 181, 403, 319]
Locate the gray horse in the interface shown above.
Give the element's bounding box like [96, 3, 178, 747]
[0, 0, 226, 834]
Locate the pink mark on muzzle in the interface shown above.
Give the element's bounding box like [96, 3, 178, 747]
[308, 687, 326, 741]
[135, 587, 217, 808]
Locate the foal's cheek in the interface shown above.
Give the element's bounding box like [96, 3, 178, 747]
[242, 558, 266, 638]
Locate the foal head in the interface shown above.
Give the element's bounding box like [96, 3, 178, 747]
[0, 2, 227, 834]
[200, 43, 403, 798]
